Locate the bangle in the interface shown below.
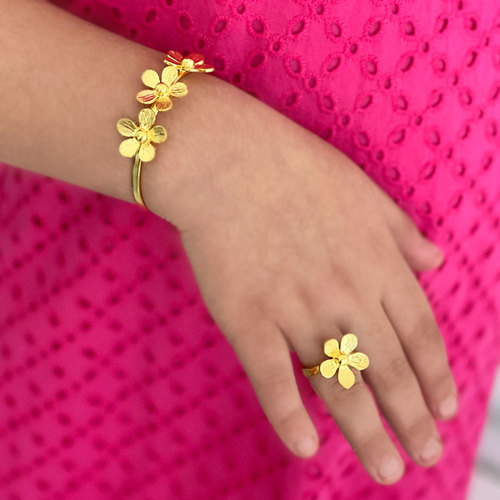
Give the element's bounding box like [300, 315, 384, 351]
[116, 50, 214, 211]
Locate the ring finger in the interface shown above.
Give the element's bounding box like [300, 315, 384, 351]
[293, 327, 405, 485]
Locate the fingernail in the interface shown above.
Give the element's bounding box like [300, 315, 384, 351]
[296, 436, 317, 457]
[378, 457, 403, 482]
[429, 244, 444, 265]
[439, 394, 457, 419]
[419, 438, 442, 463]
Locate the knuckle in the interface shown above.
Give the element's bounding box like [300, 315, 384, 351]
[374, 351, 413, 391]
[406, 312, 442, 352]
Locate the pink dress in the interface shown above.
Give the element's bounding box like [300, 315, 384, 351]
[1, 0, 499, 498]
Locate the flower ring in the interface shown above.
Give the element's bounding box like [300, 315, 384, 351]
[301, 333, 369, 389]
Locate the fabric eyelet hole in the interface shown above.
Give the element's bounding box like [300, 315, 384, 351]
[308, 77, 317, 88]
[288, 59, 301, 73]
[272, 41, 281, 51]
[391, 128, 406, 144]
[415, 115, 423, 125]
[249, 53, 264, 68]
[331, 23, 342, 37]
[252, 19, 264, 34]
[213, 57, 225, 72]
[357, 131, 370, 147]
[165, 0, 173, 5]
[111, 7, 122, 19]
[368, 21, 381, 36]
[385, 166, 400, 181]
[236, 4, 245, 14]
[341, 114, 350, 126]
[179, 14, 191, 31]
[145, 9, 157, 23]
[213, 19, 227, 33]
[401, 55, 414, 72]
[232, 72, 241, 84]
[383, 77, 392, 89]
[197, 38, 205, 49]
[316, 5, 324, 15]
[82, 4, 92, 17]
[284, 93, 298, 107]
[375, 149, 384, 161]
[429, 90, 443, 108]
[433, 58, 446, 73]
[350, 43, 358, 54]
[465, 50, 478, 67]
[422, 42, 430, 52]
[392, 4, 399, 15]
[436, 17, 448, 33]
[326, 56, 341, 72]
[396, 95, 408, 110]
[466, 17, 477, 31]
[404, 22, 415, 36]
[291, 19, 305, 35]
[322, 95, 334, 110]
[359, 94, 373, 109]
[490, 84, 500, 101]
[421, 162, 437, 180]
[365, 59, 377, 75]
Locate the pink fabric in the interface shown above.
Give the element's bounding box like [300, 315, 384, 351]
[1, 0, 500, 498]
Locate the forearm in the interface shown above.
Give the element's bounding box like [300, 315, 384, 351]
[0, 0, 260, 227]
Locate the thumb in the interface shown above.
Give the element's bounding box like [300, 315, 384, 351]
[379, 196, 444, 272]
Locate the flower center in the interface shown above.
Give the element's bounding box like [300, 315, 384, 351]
[181, 59, 194, 71]
[155, 82, 169, 96]
[339, 353, 348, 364]
[135, 129, 148, 143]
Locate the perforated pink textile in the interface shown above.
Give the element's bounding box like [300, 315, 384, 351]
[1, 0, 499, 498]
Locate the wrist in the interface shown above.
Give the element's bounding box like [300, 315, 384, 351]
[140, 71, 267, 231]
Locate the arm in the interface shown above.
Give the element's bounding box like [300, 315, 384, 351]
[0, 0, 256, 228]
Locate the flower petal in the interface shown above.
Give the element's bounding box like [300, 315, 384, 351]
[116, 118, 137, 137]
[161, 65, 179, 86]
[138, 108, 156, 129]
[119, 138, 140, 157]
[155, 96, 172, 111]
[169, 82, 188, 98]
[149, 125, 167, 144]
[348, 352, 369, 371]
[340, 333, 358, 354]
[338, 364, 355, 389]
[138, 142, 155, 162]
[323, 338, 340, 358]
[163, 50, 183, 66]
[319, 359, 339, 379]
[136, 89, 158, 105]
[141, 69, 160, 89]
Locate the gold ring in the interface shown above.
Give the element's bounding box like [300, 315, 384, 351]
[301, 333, 369, 389]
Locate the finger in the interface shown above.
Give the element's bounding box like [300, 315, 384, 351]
[229, 319, 319, 458]
[293, 330, 405, 485]
[381, 262, 458, 421]
[376, 190, 444, 271]
[339, 308, 445, 468]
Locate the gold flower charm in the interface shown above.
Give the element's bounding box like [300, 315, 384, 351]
[319, 333, 369, 389]
[116, 108, 167, 162]
[163, 50, 215, 73]
[136, 66, 188, 111]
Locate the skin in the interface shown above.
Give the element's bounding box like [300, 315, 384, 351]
[158, 102, 458, 484]
[1, 0, 458, 485]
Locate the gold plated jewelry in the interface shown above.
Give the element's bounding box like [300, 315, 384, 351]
[302, 333, 369, 389]
[116, 50, 214, 210]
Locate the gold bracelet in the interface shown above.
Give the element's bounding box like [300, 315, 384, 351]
[116, 50, 214, 210]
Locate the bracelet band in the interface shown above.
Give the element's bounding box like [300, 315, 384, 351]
[116, 50, 214, 210]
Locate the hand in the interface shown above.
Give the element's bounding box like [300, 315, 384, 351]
[154, 83, 458, 485]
